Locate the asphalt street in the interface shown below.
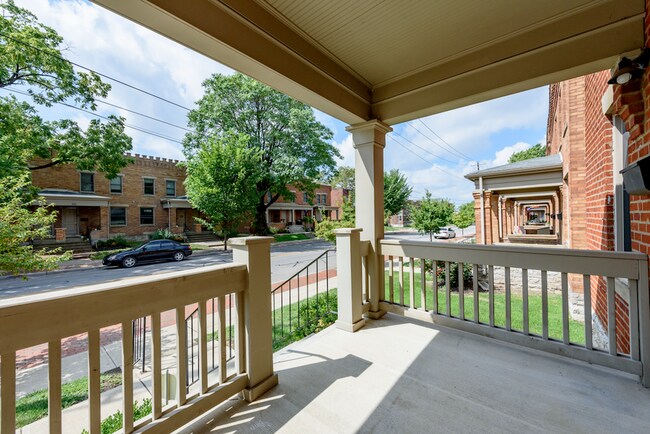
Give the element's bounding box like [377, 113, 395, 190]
[0, 228, 476, 301]
[0, 239, 335, 301]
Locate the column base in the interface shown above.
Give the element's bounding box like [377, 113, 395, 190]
[365, 309, 386, 320]
[242, 373, 279, 402]
[335, 318, 366, 332]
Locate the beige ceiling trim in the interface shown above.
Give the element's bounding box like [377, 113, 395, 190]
[373, 14, 644, 124]
[372, 0, 642, 92]
[93, 0, 371, 124]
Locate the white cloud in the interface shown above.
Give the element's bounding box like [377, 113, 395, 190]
[491, 141, 531, 166]
[334, 134, 355, 167]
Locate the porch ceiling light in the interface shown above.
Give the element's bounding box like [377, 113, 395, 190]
[608, 48, 650, 85]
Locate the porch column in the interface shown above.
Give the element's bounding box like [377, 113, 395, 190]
[231, 236, 278, 401]
[347, 120, 392, 319]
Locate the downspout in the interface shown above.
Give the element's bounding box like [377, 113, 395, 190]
[479, 176, 486, 244]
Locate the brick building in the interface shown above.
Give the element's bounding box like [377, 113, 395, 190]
[30, 153, 346, 242]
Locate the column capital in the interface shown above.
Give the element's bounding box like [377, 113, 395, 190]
[346, 119, 392, 149]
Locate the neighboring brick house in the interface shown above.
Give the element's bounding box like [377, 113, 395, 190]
[30, 153, 347, 240]
[30, 153, 199, 243]
[266, 185, 348, 231]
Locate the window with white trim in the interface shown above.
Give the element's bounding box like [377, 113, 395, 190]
[143, 178, 155, 195]
[110, 176, 123, 194]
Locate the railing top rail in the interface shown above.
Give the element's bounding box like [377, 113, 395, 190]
[272, 249, 335, 293]
[380, 239, 648, 280]
[0, 263, 248, 354]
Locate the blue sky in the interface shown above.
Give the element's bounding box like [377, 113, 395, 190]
[8, 0, 549, 205]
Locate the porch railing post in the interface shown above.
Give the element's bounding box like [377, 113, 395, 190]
[334, 228, 365, 332]
[231, 236, 279, 401]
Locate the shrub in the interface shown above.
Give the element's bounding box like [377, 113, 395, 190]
[423, 260, 474, 290]
[81, 398, 151, 434]
[150, 228, 185, 242]
[95, 236, 130, 250]
[294, 292, 338, 337]
[314, 218, 353, 243]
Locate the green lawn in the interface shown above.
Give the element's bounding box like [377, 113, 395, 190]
[16, 371, 122, 428]
[384, 270, 586, 345]
[271, 289, 337, 350]
[273, 233, 311, 243]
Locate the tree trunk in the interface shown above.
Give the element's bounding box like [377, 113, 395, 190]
[429, 232, 433, 242]
[253, 200, 270, 235]
[224, 234, 228, 251]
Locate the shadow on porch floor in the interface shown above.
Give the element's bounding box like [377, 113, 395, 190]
[179, 314, 650, 433]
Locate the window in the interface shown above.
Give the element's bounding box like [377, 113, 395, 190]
[110, 207, 126, 226]
[80, 173, 94, 192]
[110, 176, 123, 194]
[143, 178, 155, 195]
[303, 192, 309, 203]
[166, 180, 176, 196]
[140, 207, 154, 225]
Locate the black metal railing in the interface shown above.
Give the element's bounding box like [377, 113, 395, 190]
[185, 295, 235, 388]
[271, 249, 337, 350]
[132, 316, 147, 372]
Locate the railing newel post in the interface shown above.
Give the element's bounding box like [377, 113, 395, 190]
[334, 228, 365, 332]
[231, 236, 278, 402]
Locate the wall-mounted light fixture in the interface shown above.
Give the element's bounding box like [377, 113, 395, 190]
[608, 48, 650, 85]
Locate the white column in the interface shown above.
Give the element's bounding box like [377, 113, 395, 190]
[334, 228, 365, 332]
[231, 236, 278, 402]
[347, 120, 392, 318]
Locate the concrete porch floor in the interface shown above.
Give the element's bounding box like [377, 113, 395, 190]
[179, 314, 650, 433]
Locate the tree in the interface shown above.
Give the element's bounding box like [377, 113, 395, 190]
[184, 73, 338, 235]
[314, 193, 355, 243]
[410, 192, 455, 241]
[0, 1, 133, 180]
[508, 143, 546, 163]
[331, 166, 355, 190]
[384, 169, 412, 224]
[184, 133, 262, 250]
[452, 202, 475, 236]
[0, 175, 71, 276]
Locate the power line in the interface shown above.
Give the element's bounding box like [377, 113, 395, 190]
[0, 30, 193, 112]
[388, 137, 466, 181]
[95, 98, 193, 132]
[408, 120, 471, 162]
[415, 118, 474, 161]
[392, 131, 459, 165]
[2, 87, 185, 145]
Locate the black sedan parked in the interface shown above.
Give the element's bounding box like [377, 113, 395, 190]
[102, 240, 192, 268]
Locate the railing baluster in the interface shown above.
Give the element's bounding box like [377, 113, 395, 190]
[420, 258, 426, 311]
[176, 307, 187, 406]
[433, 260, 439, 314]
[198, 300, 209, 393]
[607, 276, 617, 356]
[522, 268, 529, 335]
[217, 295, 227, 384]
[542, 271, 549, 340]
[235, 291, 246, 374]
[48, 341, 62, 434]
[409, 257, 415, 308]
[505, 266, 511, 331]
[389, 255, 394, 303]
[630, 278, 640, 361]
[472, 264, 479, 324]
[445, 261, 451, 317]
[287, 280, 290, 335]
[151, 312, 162, 419]
[121, 323, 134, 433]
[1, 351, 16, 433]
[88, 329, 101, 434]
[583, 275, 593, 350]
[561, 273, 569, 345]
[458, 262, 465, 320]
[397, 256, 404, 306]
[488, 265, 495, 327]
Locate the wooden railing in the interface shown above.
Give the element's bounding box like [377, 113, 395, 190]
[0, 237, 278, 433]
[377, 239, 650, 386]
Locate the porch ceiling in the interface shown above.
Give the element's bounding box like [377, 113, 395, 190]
[93, 0, 644, 125]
